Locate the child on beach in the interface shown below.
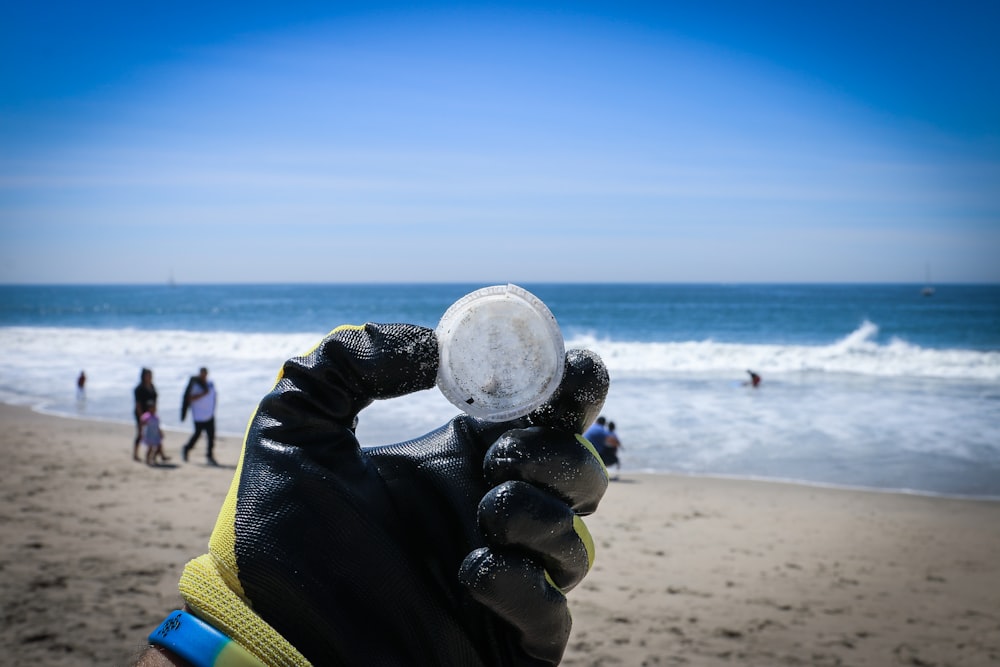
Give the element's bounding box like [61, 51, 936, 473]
[139, 402, 168, 465]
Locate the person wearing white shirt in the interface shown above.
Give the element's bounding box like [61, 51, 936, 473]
[182, 367, 218, 465]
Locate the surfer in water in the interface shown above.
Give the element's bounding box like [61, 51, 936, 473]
[744, 370, 761, 388]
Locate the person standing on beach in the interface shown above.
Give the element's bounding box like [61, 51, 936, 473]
[133, 368, 157, 462]
[140, 401, 168, 465]
[181, 367, 217, 465]
[76, 370, 86, 402]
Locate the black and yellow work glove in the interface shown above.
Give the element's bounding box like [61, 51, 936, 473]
[177, 323, 610, 666]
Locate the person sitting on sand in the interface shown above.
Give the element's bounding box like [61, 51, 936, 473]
[585, 416, 621, 474]
[134, 322, 610, 667]
[584, 415, 609, 451]
[603, 420, 622, 477]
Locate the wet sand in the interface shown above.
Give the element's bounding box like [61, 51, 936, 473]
[1, 403, 998, 666]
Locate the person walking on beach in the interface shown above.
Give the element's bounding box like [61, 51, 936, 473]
[139, 401, 168, 465]
[181, 367, 217, 465]
[133, 368, 157, 462]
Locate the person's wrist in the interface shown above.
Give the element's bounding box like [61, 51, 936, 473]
[147, 610, 266, 667]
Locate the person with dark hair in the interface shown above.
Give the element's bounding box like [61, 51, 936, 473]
[583, 415, 609, 451]
[76, 370, 86, 402]
[604, 420, 622, 477]
[182, 367, 217, 465]
[133, 368, 157, 462]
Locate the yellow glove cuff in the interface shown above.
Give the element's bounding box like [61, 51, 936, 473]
[177, 404, 312, 666]
[179, 554, 312, 667]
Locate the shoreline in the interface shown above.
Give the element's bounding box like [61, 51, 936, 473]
[2, 403, 999, 666]
[11, 401, 1000, 503]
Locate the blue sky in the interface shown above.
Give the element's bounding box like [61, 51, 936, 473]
[2, 1, 998, 284]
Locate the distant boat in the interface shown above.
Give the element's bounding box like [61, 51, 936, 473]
[921, 263, 934, 297]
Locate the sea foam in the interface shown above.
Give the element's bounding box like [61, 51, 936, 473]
[2, 323, 999, 497]
[567, 320, 1000, 380]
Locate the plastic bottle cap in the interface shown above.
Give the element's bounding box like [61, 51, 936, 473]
[436, 284, 565, 421]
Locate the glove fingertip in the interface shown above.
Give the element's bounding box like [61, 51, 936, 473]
[459, 548, 570, 665]
[529, 349, 609, 434]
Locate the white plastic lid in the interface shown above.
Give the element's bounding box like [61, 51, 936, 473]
[436, 284, 565, 421]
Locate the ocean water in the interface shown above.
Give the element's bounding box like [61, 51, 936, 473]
[2, 283, 998, 498]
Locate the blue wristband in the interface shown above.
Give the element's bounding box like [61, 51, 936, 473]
[148, 610, 267, 667]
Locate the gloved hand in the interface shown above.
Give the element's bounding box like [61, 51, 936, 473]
[177, 323, 609, 666]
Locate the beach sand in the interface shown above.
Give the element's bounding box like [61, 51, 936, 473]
[1, 403, 998, 666]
